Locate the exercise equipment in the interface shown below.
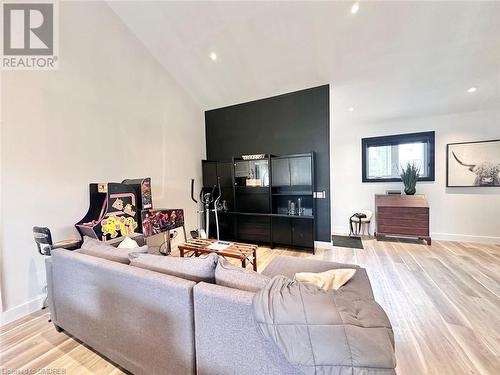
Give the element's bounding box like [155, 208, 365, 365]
[75, 178, 152, 241]
[33, 226, 81, 255]
[33, 226, 81, 309]
[190, 178, 221, 240]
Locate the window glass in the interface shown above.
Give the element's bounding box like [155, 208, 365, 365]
[362, 132, 435, 182]
[398, 142, 427, 176]
[368, 145, 392, 178]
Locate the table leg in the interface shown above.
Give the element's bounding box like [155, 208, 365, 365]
[253, 250, 257, 272]
[179, 247, 184, 257]
[241, 258, 247, 269]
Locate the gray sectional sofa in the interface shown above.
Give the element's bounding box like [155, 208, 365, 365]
[46, 249, 396, 375]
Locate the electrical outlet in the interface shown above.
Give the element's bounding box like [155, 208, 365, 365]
[313, 191, 326, 199]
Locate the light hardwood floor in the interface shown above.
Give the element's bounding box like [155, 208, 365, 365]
[1, 239, 499, 374]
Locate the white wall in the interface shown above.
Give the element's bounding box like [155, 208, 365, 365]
[331, 99, 500, 243]
[0, 2, 205, 323]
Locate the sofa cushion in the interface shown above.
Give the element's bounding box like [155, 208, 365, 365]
[78, 236, 147, 264]
[131, 253, 218, 283]
[215, 257, 270, 292]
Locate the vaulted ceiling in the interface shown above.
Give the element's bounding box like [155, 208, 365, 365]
[108, 1, 499, 121]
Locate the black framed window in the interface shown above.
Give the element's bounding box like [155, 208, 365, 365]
[362, 131, 435, 182]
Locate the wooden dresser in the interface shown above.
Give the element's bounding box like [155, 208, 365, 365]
[375, 194, 431, 245]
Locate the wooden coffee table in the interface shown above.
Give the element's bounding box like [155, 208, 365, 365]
[178, 239, 258, 271]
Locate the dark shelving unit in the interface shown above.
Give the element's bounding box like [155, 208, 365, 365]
[201, 152, 315, 252]
[270, 153, 315, 250]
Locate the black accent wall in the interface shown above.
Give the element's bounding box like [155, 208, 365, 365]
[205, 85, 331, 242]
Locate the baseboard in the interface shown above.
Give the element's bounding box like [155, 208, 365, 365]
[1, 295, 44, 325]
[430, 232, 500, 244]
[332, 226, 499, 244]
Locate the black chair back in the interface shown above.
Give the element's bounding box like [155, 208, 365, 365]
[33, 226, 53, 255]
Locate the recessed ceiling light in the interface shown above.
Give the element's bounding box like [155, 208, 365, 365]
[351, 3, 360, 14]
[209, 52, 217, 61]
[348, 107, 355, 112]
[467, 87, 477, 93]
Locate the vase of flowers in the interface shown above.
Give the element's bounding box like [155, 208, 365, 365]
[400, 162, 420, 195]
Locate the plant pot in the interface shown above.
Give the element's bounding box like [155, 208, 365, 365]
[404, 187, 416, 195]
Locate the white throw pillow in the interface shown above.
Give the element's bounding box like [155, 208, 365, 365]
[118, 236, 139, 248]
[294, 268, 356, 291]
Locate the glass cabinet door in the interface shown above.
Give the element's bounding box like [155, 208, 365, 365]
[234, 159, 269, 187]
[290, 156, 312, 186]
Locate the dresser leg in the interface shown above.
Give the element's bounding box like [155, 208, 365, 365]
[425, 237, 431, 245]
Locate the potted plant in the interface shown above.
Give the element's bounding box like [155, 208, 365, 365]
[400, 162, 420, 195]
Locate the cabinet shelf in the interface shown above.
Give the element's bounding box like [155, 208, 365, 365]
[218, 211, 313, 220]
[271, 214, 314, 219]
[272, 191, 312, 196]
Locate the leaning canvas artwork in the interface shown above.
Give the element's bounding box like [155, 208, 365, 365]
[447, 139, 500, 187]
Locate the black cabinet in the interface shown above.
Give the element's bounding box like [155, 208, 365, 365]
[272, 217, 314, 248]
[290, 157, 312, 186]
[218, 213, 235, 240]
[203, 161, 233, 187]
[272, 217, 292, 244]
[202, 161, 218, 187]
[217, 162, 233, 187]
[237, 216, 271, 242]
[201, 153, 314, 251]
[292, 219, 314, 247]
[235, 187, 270, 213]
[234, 159, 269, 187]
[271, 155, 312, 187]
[271, 158, 291, 186]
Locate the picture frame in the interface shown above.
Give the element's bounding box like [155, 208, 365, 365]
[446, 139, 500, 187]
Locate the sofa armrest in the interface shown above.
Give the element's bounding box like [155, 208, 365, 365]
[193, 282, 300, 375]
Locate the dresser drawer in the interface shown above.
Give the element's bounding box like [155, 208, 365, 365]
[377, 224, 429, 236]
[378, 206, 428, 215]
[378, 207, 428, 220]
[378, 225, 429, 237]
[377, 217, 429, 227]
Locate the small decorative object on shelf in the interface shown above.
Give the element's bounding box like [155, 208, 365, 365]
[241, 154, 266, 160]
[386, 190, 401, 195]
[400, 162, 420, 195]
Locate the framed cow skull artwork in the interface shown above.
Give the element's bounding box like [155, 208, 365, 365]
[447, 139, 500, 187]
